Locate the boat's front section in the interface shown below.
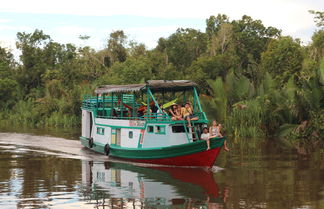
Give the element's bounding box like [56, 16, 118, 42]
[80, 80, 225, 167]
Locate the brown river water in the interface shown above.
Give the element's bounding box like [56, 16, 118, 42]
[0, 128, 323, 209]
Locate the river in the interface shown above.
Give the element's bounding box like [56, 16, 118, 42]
[0, 129, 323, 209]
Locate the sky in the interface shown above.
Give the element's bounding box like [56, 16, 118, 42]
[0, 0, 323, 54]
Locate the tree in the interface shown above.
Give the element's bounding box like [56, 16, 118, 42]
[261, 36, 303, 84]
[156, 28, 207, 71]
[231, 15, 281, 70]
[205, 14, 230, 38]
[15, 30, 53, 96]
[107, 30, 128, 63]
[0, 47, 17, 109]
[309, 10, 324, 28]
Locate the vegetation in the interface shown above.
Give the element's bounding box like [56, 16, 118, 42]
[0, 12, 323, 146]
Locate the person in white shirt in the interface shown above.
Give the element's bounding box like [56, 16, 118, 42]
[200, 127, 211, 150]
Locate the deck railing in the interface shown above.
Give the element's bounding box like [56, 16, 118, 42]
[82, 96, 208, 123]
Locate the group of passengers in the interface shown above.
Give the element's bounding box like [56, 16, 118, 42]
[168, 102, 198, 127]
[201, 120, 230, 151]
[168, 103, 229, 151]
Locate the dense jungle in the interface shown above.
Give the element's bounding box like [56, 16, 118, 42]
[0, 12, 323, 150]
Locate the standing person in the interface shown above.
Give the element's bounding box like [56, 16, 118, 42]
[200, 127, 211, 150]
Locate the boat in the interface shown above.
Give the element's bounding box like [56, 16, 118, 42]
[80, 80, 226, 167]
[81, 160, 225, 208]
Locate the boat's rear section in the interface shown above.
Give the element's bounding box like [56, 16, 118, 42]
[80, 136, 225, 167]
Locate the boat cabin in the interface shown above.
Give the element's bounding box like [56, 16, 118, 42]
[81, 80, 209, 150]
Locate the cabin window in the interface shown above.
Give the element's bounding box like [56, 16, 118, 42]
[147, 126, 154, 133]
[171, 125, 187, 133]
[155, 125, 166, 134]
[129, 131, 133, 139]
[97, 127, 105, 135]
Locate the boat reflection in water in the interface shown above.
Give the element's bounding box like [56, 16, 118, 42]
[81, 161, 227, 208]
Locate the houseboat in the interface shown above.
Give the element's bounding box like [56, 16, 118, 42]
[80, 80, 225, 167]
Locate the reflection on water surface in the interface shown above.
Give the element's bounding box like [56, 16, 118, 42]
[0, 132, 323, 208]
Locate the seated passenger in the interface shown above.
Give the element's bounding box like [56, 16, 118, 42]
[181, 102, 198, 127]
[137, 105, 146, 117]
[218, 123, 230, 151]
[169, 104, 182, 121]
[209, 121, 229, 151]
[150, 101, 158, 113]
[200, 127, 211, 150]
[209, 120, 219, 137]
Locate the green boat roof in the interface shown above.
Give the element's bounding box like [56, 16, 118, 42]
[95, 80, 197, 94]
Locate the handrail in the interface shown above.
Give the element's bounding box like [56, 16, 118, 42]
[193, 87, 207, 121]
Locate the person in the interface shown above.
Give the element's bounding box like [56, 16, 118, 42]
[200, 127, 211, 150]
[217, 123, 229, 151]
[169, 103, 182, 121]
[208, 120, 230, 151]
[209, 120, 219, 137]
[150, 101, 158, 113]
[137, 105, 147, 117]
[181, 102, 198, 127]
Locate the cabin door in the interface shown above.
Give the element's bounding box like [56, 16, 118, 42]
[111, 128, 121, 146]
[116, 129, 121, 146]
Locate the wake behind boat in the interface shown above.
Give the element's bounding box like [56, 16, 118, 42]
[80, 80, 225, 167]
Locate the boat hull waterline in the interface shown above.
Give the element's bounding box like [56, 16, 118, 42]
[80, 136, 225, 167]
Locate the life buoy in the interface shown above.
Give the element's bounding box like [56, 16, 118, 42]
[104, 144, 110, 156]
[89, 138, 94, 148]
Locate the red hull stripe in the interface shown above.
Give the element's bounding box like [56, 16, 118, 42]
[116, 147, 222, 167]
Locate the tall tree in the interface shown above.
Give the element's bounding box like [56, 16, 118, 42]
[15, 30, 52, 96]
[261, 36, 303, 84]
[156, 28, 207, 71]
[107, 30, 128, 63]
[231, 15, 281, 70]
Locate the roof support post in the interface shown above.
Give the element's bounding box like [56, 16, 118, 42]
[121, 93, 124, 118]
[103, 93, 105, 117]
[111, 92, 114, 117]
[147, 88, 150, 117]
[96, 94, 99, 110]
[193, 87, 202, 112]
[193, 87, 207, 120]
[147, 88, 164, 118]
[132, 93, 136, 118]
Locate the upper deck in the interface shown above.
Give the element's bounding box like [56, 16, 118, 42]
[82, 80, 208, 124]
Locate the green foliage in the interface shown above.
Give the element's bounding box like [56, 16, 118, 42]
[227, 99, 266, 138]
[309, 10, 324, 28]
[156, 28, 207, 71]
[0, 13, 323, 145]
[261, 36, 303, 83]
[107, 30, 128, 63]
[310, 30, 324, 62]
[0, 78, 17, 108]
[201, 77, 228, 122]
